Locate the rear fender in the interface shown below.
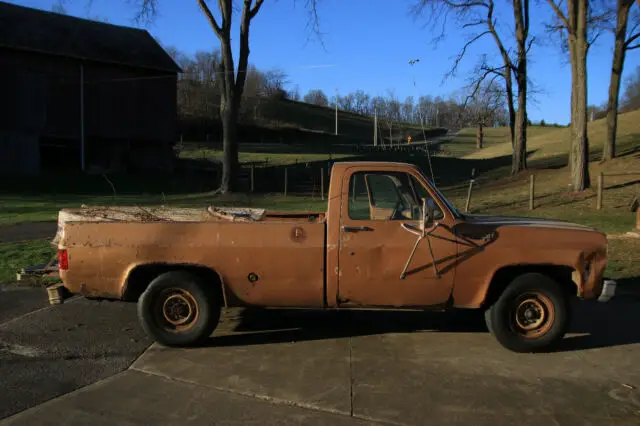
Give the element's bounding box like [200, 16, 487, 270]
[121, 262, 228, 307]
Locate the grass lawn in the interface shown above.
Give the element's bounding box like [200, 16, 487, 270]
[0, 239, 56, 284]
[180, 146, 351, 166]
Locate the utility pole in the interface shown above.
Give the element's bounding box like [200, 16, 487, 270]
[373, 109, 378, 146]
[335, 89, 338, 135]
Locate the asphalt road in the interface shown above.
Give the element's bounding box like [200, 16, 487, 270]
[0, 222, 57, 244]
[0, 286, 151, 420]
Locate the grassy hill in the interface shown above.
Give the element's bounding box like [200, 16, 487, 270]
[179, 98, 446, 146]
[438, 109, 640, 221]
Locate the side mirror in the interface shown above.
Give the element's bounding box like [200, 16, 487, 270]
[421, 198, 434, 231]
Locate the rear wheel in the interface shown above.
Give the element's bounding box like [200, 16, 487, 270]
[137, 271, 220, 347]
[485, 273, 570, 353]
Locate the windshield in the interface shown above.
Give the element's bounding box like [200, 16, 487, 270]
[417, 168, 462, 219]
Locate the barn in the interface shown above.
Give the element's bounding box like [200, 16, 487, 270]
[0, 1, 181, 174]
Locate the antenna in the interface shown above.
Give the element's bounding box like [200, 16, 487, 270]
[409, 59, 437, 187]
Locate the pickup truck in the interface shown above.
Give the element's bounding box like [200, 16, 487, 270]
[54, 161, 616, 353]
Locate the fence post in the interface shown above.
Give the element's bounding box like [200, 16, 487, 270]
[529, 174, 535, 210]
[250, 162, 255, 193]
[284, 167, 288, 196]
[597, 172, 604, 210]
[321, 168, 325, 201]
[465, 168, 475, 212]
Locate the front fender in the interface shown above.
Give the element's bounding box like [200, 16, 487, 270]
[452, 248, 600, 308]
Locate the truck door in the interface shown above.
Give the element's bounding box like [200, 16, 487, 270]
[337, 167, 458, 308]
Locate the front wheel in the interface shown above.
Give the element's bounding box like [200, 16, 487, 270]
[137, 271, 221, 347]
[485, 273, 570, 353]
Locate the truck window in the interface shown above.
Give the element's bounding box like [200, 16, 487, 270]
[409, 174, 444, 221]
[348, 172, 371, 220]
[348, 171, 437, 221]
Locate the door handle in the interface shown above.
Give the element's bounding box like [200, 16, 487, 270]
[342, 225, 373, 232]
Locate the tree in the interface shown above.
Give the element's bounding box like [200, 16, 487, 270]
[546, 0, 612, 190]
[288, 85, 301, 101]
[603, 0, 640, 161]
[462, 80, 506, 148]
[621, 65, 640, 110]
[412, 0, 533, 175]
[353, 90, 371, 114]
[304, 89, 329, 106]
[402, 96, 415, 122]
[131, 0, 319, 193]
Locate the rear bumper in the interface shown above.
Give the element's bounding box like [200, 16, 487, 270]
[597, 279, 617, 302]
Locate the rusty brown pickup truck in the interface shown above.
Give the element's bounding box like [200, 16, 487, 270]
[55, 161, 616, 353]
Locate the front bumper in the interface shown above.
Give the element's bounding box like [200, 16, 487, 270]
[597, 279, 617, 302]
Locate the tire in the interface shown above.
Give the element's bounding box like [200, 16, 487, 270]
[484, 272, 570, 353]
[137, 271, 221, 347]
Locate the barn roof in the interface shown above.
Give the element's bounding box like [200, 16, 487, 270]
[0, 1, 181, 73]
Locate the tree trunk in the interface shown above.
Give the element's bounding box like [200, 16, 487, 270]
[604, 0, 631, 161]
[570, 36, 591, 191]
[219, 98, 239, 193]
[505, 71, 516, 148]
[512, 78, 527, 174]
[511, 0, 528, 175]
[476, 122, 484, 149]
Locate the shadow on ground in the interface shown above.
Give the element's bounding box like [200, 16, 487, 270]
[207, 290, 640, 352]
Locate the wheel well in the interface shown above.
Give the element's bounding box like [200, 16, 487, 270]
[123, 263, 225, 306]
[482, 265, 578, 309]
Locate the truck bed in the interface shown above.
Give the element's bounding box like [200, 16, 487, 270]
[57, 206, 327, 307]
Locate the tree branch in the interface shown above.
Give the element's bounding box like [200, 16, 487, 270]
[443, 0, 489, 8]
[197, 0, 223, 36]
[525, 35, 535, 54]
[446, 30, 492, 78]
[546, 0, 570, 30]
[462, 19, 488, 28]
[249, 0, 264, 19]
[625, 31, 640, 48]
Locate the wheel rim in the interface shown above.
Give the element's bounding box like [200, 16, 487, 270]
[155, 288, 199, 332]
[510, 292, 555, 338]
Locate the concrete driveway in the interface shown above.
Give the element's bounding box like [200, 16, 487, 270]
[2, 297, 640, 425]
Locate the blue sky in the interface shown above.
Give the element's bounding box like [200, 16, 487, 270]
[10, 0, 638, 124]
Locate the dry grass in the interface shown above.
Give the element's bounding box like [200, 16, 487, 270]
[606, 238, 640, 280]
[437, 126, 559, 158]
[462, 110, 640, 162]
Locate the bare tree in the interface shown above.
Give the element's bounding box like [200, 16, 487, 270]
[412, 0, 533, 175]
[353, 90, 371, 114]
[130, 0, 320, 193]
[303, 89, 329, 106]
[462, 80, 506, 148]
[338, 93, 356, 111]
[621, 65, 640, 110]
[546, 0, 612, 190]
[603, 0, 640, 161]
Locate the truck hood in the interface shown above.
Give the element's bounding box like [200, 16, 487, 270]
[462, 214, 599, 232]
